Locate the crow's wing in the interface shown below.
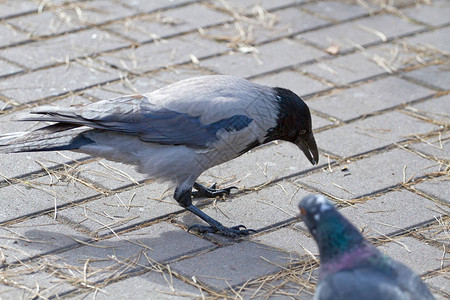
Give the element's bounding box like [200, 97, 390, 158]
[18, 94, 253, 148]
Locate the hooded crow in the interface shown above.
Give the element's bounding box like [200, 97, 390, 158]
[0, 75, 318, 237]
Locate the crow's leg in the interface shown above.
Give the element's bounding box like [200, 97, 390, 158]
[192, 182, 237, 198]
[175, 187, 255, 237]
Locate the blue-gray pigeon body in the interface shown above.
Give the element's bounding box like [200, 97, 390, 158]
[299, 195, 435, 300]
[0, 75, 319, 237]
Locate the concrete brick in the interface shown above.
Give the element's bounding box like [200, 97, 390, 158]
[0, 58, 22, 78]
[273, 7, 329, 34]
[45, 221, 214, 283]
[251, 70, 331, 97]
[300, 51, 387, 85]
[401, 0, 450, 27]
[170, 241, 289, 290]
[0, 215, 88, 264]
[55, 183, 181, 237]
[316, 110, 438, 157]
[83, 66, 208, 100]
[303, 0, 368, 21]
[410, 131, 449, 162]
[308, 76, 434, 121]
[413, 179, 450, 205]
[405, 95, 450, 125]
[253, 227, 319, 256]
[425, 275, 450, 296]
[403, 64, 450, 90]
[0, 265, 74, 299]
[209, 0, 306, 12]
[105, 3, 231, 43]
[295, 148, 434, 199]
[0, 28, 130, 70]
[200, 39, 324, 78]
[199, 141, 327, 190]
[6, 10, 81, 37]
[406, 26, 450, 53]
[0, 175, 100, 223]
[178, 182, 311, 233]
[0, 59, 120, 105]
[338, 190, 440, 238]
[117, 0, 197, 13]
[76, 159, 150, 191]
[378, 236, 445, 274]
[0, 1, 37, 20]
[98, 33, 227, 74]
[79, 270, 202, 299]
[0, 23, 29, 48]
[298, 13, 424, 52]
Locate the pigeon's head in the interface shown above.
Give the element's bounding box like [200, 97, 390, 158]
[298, 194, 335, 237]
[266, 87, 319, 165]
[298, 194, 365, 262]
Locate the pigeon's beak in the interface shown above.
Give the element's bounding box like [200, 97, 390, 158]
[295, 133, 319, 165]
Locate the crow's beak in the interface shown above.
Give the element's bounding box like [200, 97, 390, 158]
[295, 133, 319, 165]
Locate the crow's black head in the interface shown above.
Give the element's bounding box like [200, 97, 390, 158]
[265, 87, 319, 165]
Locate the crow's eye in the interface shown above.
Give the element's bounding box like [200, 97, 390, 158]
[299, 129, 307, 135]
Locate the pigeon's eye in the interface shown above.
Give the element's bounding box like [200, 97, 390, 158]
[299, 129, 307, 135]
[300, 207, 307, 215]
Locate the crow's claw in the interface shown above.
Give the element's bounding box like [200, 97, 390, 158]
[188, 223, 256, 237]
[192, 182, 238, 198]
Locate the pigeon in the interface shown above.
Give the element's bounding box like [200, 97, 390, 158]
[298, 195, 436, 300]
[0, 75, 319, 237]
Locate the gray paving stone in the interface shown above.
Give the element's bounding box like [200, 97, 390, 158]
[83, 66, 208, 100]
[410, 131, 449, 162]
[199, 141, 327, 190]
[297, 13, 424, 52]
[425, 275, 450, 296]
[79, 270, 202, 299]
[6, 10, 81, 37]
[295, 148, 435, 199]
[200, 39, 324, 78]
[179, 181, 311, 232]
[413, 179, 450, 205]
[209, 0, 306, 12]
[76, 159, 150, 191]
[0, 59, 22, 78]
[0, 23, 29, 48]
[406, 26, 450, 53]
[0, 28, 130, 70]
[273, 7, 329, 34]
[300, 51, 387, 85]
[45, 221, 214, 283]
[303, 0, 368, 21]
[378, 236, 446, 274]
[338, 190, 440, 238]
[403, 64, 450, 90]
[0, 0, 38, 20]
[0, 59, 120, 105]
[316, 110, 439, 157]
[416, 217, 450, 247]
[405, 95, 450, 125]
[308, 76, 434, 121]
[117, 0, 197, 13]
[0, 215, 88, 264]
[0, 265, 74, 299]
[253, 227, 319, 256]
[98, 33, 227, 74]
[105, 3, 231, 43]
[0, 175, 100, 223]
[55, 183, 181, 237]
[251, 70, 331, 97]
[170, 241, 289, 290]
[401, 0, 450, 27]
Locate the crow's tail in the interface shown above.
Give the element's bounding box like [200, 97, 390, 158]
[0, 124, 93, 153]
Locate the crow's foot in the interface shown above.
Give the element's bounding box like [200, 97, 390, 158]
[188, 224, 256, 238]
[192, 182, 237, 198]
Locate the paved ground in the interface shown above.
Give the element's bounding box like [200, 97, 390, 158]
[0, 0, 448, 299]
